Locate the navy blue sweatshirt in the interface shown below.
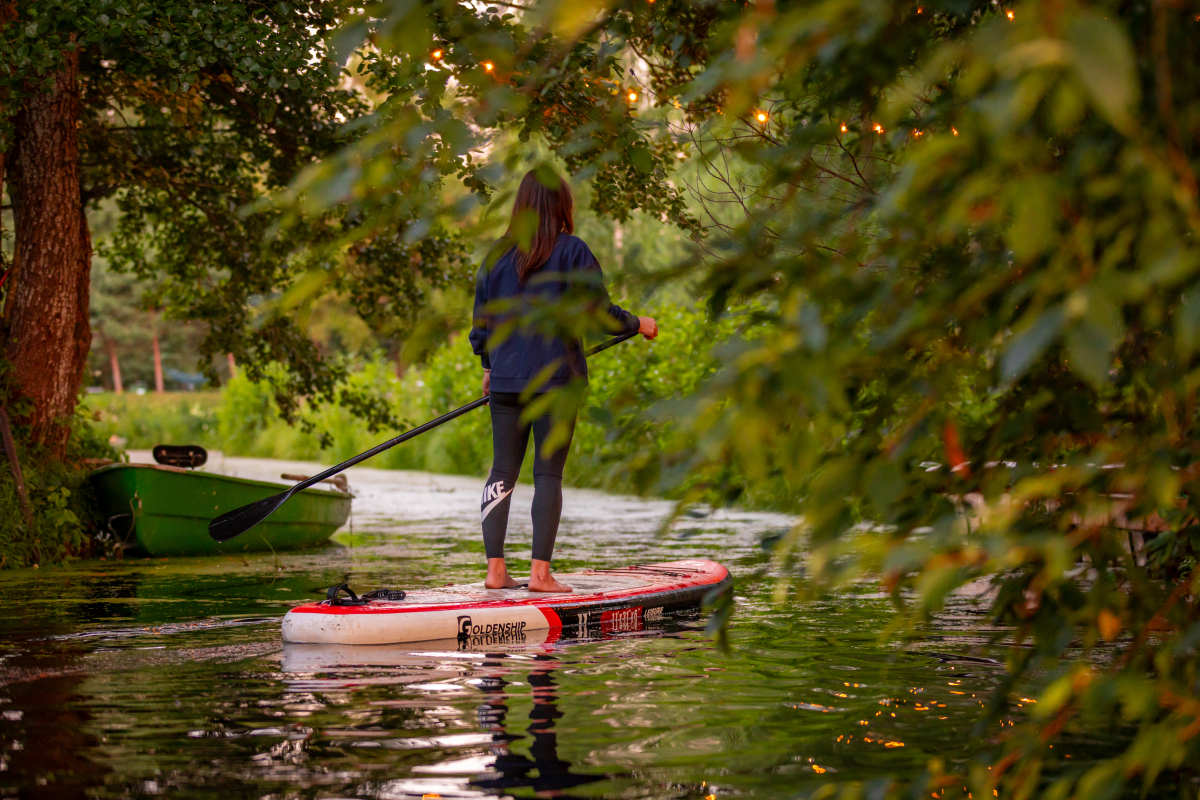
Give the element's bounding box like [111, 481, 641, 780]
[470, 234, 640, 394]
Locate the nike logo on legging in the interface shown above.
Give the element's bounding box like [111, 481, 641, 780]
[480, 482, 514, 522]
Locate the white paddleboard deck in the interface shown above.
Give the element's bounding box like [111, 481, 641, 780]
[282, 559, 731, 645]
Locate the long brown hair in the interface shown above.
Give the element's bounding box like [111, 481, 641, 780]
[505, 169, 574, 282]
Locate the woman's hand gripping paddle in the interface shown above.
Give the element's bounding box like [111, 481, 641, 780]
[208, 330, 639, 543]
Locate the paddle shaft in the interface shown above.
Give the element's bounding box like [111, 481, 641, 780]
[284, 330, 640, 496]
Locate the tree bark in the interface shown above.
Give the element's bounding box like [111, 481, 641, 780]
[152, 325, 164, 393]
[612, 220, 625, 269]
[0, 1, 13, 275]
[106, 335, 123, 394]
[6, 45, 91, 456]
[0, 149, 7, 281]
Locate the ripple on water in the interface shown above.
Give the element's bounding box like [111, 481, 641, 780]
[0, 456, 1108, 797]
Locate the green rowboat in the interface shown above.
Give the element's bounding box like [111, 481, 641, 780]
[90, 463, 351, 557]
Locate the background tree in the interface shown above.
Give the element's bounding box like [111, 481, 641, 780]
[0, 0, 473, 456]
[87, 259, 216, 393]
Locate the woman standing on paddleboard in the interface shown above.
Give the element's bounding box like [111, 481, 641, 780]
[470, 169, 658, 593]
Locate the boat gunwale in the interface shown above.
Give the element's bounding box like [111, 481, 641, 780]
[89, 462, 353, 498]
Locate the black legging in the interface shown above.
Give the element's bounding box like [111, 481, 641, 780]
[481, 392, 575, 562]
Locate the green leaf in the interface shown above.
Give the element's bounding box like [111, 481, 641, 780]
[865, 459, 903, 512]
[533, 163, 562, 190]
[1007, 177, 1058, 261]
[1067, 13, 1139, 134]
[511, 208, 538, 251]
[1065, 287, 1122, 387]
[1175, 288, 1200, 355]
[1066, 322, 1112, 387]
[628, 144, 653, 175]
[1075, 761, 1124, 800]
[1001, 306, 1065, 381]
[587, 405, 614, 426]
[329, 17, 369, 68]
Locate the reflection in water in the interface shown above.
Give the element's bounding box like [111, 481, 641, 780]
[283, 637, 621, 799]
[77, 572, 141, 624]
[472, 656, 603, 797]
[0, 458, 1125, 798]
[0, 666, 106, 800]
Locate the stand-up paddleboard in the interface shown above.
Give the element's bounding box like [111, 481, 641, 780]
[282, 559, 731, 646]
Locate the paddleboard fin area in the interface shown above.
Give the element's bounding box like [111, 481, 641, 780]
[283, 559, 731, 645]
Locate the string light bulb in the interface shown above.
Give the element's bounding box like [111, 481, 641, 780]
[628, 91, 638, 101]
[874, 123, 884, 134]
[840, 122, 848, 133]
[952, 127, 959, 136]
[431, 49, 443, 60]
[756, 111, 768, 123]
[1006, 9, 1014, 19]
[483, 61, 494, 71]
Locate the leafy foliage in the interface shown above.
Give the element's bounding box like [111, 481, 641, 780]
[3, 0, 472, 435]
[287, 0, 1200, 795]
[87, 391, 221, 450]
[91, 303, 742, 493]
[0, 402, 122, 569]
[14, 0, 1200, 792]
[87, 257, 215, 390]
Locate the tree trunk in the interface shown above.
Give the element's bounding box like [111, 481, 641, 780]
[5, 46, 90, 456]
[612, 220, 625, 269]
[0, 150, 7, 293]
[106, 335, 124, 394]
[151, 322, 164, 393]
[0, 147, 7, 269]
[0, 1, 13, 277]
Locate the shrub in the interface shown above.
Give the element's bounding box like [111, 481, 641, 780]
[0, 404, 123, 568]
[87, 391, 222, 450]
[85, 303, 769, 506]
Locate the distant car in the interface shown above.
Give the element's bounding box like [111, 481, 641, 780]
[166, 368, 208, 390]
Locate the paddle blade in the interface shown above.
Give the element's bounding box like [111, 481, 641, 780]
[208, 491, 290, 542]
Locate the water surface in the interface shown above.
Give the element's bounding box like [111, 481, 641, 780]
[0, 455, 1093, 798]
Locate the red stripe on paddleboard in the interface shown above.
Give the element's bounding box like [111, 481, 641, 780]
[289, 560, 728, 617]
[538, 606, 562, 629]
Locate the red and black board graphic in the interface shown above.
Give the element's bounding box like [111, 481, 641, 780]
[282, 559, 731, 645]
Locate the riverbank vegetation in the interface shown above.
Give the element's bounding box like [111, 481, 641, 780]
[0, 400, 119, 568]
[88, 302, 774, 502]
[5, 0, 1200, 795]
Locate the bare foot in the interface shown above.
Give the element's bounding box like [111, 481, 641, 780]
[527, 558, 571, 592]
[527, 575, 573, 593]
[485, 557, 521, 589]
